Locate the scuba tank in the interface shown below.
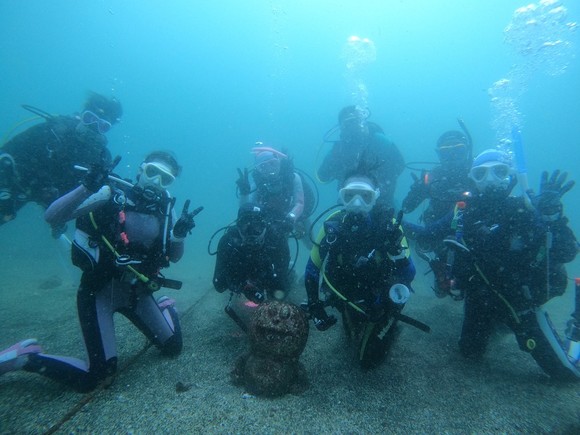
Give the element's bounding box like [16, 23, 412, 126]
[443, 200, 468, 300]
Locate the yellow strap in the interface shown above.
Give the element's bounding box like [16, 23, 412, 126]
[322, 272, 367, 315]
[88, 212, 151, 285]
[1, 116, 42, 147]
[473, 262, 520, 324]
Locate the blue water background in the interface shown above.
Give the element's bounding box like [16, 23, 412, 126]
[1, 0, 579, 275]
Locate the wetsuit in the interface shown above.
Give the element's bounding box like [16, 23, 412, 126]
[213, 225, 290, 301]
[318, 129, 404, 210]
[448, 194, 580, 380]
[239, 162, 305, 288]
[1, 115, 111, 226]
[402, 164, 472, 225]
[401, 164, 473, 297]
[305, 208, 416, 367]
[24, 183, 184, 392]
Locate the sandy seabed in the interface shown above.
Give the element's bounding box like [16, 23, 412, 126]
[1, 208, 580, 434]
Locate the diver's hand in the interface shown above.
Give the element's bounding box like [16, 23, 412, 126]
[173, 200, 204, 238]
[236, 168, 251, 196]
[51, 222, 68, 239]
[82, 163, 110, 192]
[242, 281, 265, 304]
[532, 170, 575, 221]
[308, 301, 336, 331]
[402, 172, 427, 214]
[80, 155, 121, 193]
[281, 212, 296, 234]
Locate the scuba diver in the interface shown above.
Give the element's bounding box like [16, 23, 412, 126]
[304, 172, 428, 369]
[402, 124, 473, 223]
[237, 144, 305, 231]
[213, 204, 292, 316]
[317, 105, 405, 210]
[0, 91, 122, 236]
[431, 149, 580, 380]
[0, 151, 202, 392]
[401, 122, 474, 298]
[236, 145, 308, 281]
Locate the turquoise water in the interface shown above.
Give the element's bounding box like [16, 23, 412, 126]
[1, 1, 580, 432]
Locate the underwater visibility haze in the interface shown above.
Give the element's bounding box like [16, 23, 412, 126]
[1, 0, 580, 433]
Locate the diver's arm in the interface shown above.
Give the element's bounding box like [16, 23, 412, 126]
[545, 217, 579, 264]
[213, 231, 236, 292]
[45, 185, 111, 225]
[401, 173, 429, 214]
[168, 239, 184, 263]
[168, 208, 185, 263]
[304, 223, 328, 303]
[289, 173, 305, 219]
[304, 258, 321, 303]
[239, 179, 257, 207]
[317, 145, 340, 182]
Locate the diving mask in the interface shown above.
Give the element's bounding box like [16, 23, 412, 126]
[80, 110, 112, 134]
[256, 155, 281, 177]
[238, 214, 267, 246]
[140, 162, 176, 189]
[437, 143, 469, 166]
[469, 163, 512, 193]
[339, 180, 380, 214]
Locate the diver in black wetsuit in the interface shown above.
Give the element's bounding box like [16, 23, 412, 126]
[213, 203, 291, 303]
[0, 92, 121, 236]
[317, 105, 405, 211]
[422, 149, 580, 380]
[0, 151, 202, 392]
[304, 173, 422, 369]
[401, 126, 474, 297]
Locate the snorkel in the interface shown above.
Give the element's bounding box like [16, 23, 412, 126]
[511, 126, 533, 209]
[457, 117, 473, 163]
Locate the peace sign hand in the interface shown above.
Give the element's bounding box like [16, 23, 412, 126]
[173, 200, 204, 238]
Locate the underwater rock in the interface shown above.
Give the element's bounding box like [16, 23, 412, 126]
[249, 300, 309, 358]
[232, 301, 309, 397]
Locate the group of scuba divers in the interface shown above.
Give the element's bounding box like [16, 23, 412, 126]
[1, 96, 579, 395]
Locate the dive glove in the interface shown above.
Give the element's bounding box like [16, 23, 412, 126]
[82, 163, 110, 192]
[242, 280, 265, 304]
[531, 170, 575, 221]
[308, 301, 337, 331]
[236, 168, 251, 196]
[81, 155, 121, 193]
[281, 212, 296, 234]
[173, 200, 204, 238]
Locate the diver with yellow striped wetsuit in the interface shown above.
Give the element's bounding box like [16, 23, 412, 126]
[304, 173, 426, 369]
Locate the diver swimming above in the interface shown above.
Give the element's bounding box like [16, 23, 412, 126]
[0, 91, 122, 237]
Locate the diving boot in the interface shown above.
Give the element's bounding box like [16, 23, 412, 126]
[0, 339, 42, 375]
